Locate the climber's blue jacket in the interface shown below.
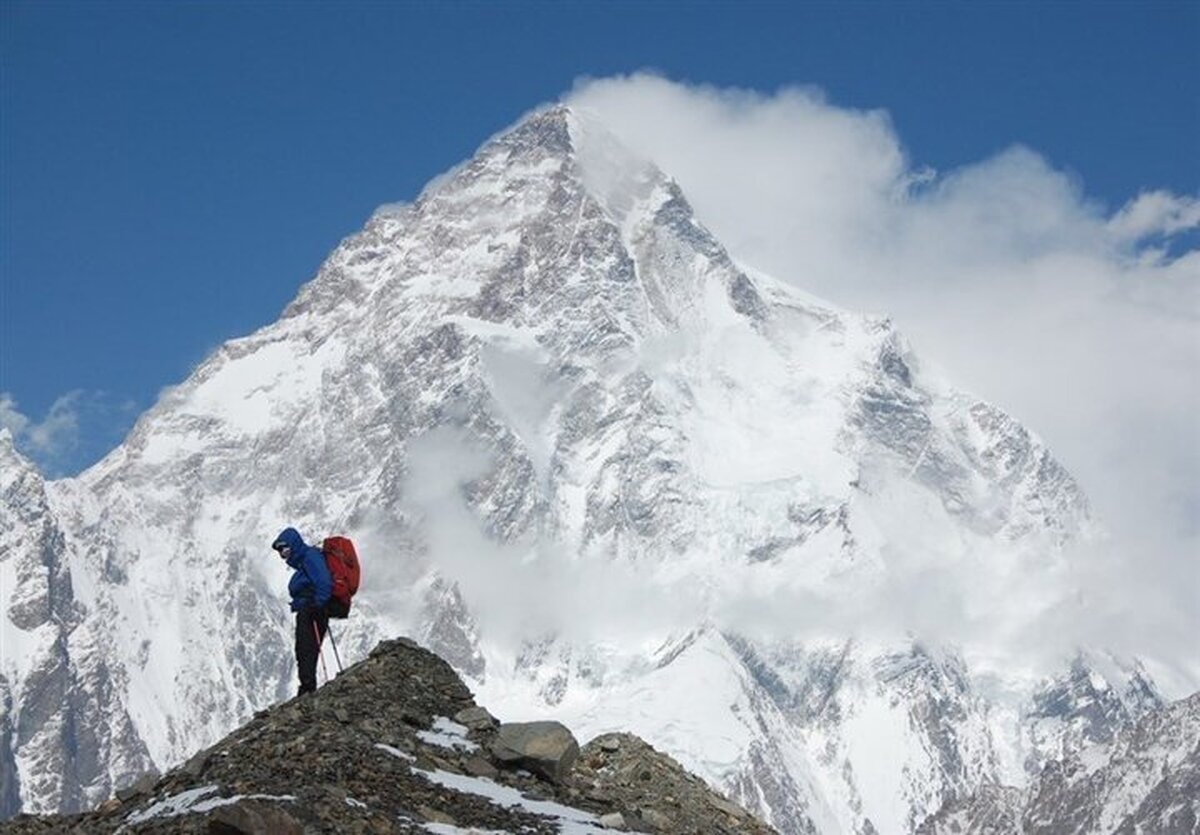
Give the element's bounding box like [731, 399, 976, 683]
[272, 527, 332, 613]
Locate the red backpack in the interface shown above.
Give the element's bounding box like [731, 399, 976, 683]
[322, 536, 360, 619]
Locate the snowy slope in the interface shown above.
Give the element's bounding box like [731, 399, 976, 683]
[0, 105, 1183, 833]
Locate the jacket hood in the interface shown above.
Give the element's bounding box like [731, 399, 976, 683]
[272, 527, 308, 567]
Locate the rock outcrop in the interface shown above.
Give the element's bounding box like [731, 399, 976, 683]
[918, 691, 1200, 834]
[575, 733, 770, 834]
[1, 638, 775, 834]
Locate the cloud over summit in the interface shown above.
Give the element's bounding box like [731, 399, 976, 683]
[566, 74, 1200, 684]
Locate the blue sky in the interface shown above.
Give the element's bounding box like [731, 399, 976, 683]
[1, 0, 1197, 476]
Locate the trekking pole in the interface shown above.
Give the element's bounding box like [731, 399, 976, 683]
[313, 621, 330, 684]
[326, 624, 344, 674]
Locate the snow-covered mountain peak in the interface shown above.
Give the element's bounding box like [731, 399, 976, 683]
[0, 102, 1172, 834]
[279, 103, 743, 338]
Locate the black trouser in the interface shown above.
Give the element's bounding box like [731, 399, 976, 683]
[295, 606, 330, 695]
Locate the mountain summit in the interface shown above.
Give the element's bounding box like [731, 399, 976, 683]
[0, 105, 1186, 833]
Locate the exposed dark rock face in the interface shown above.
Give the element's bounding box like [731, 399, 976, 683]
[0, 638, 775, 834]
[0, 679, 20, 818]
[915, 784, 1025, 835]
[918, 692, 1200, 835]
[1025, 656, 1162, 771]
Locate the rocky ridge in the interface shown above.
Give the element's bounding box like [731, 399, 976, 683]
[0, 638, 775, 834]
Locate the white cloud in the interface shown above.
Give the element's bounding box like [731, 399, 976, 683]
[566, 74, 1200, 685]
[0, 392, 31, 438]
[1108, 190, 1200, 243]
[0, 391, 88, 475]
[403, 425, 722, 652]
[25, 392, 83, 456]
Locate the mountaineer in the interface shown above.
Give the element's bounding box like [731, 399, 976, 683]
[272, 527, 333, 695]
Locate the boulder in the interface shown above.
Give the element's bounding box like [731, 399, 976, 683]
[453, 706, 499, 731]
[491, 721, 580, 783]
[636, 807, 674, 831]
[711, 795, 748, 819]
[206, 799, 305, 834]
[598, 811, 629, 830]
[114, 770, 157, 803]
[463, 756, 499, 779]
[182, 748, 211, 778]
[417, 804, 457, 825]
